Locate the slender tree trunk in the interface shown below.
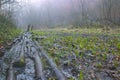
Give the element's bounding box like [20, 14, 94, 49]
[0, 0, 1, 10]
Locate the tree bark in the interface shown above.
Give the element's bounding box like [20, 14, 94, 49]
[33, 52, 46, 80]
[7, 64, 15, 80]
[34, 41, 65, 80]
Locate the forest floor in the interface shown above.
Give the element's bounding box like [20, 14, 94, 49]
[32, 28, 120, 80]
[0, 28, 120, 80]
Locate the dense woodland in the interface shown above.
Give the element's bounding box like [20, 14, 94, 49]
[0, 0, 120, 28]
[0, 0, 120, 80]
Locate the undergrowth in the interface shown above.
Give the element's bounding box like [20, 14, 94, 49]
[33, 28, 120, 80]
[0, 15, 21, 47]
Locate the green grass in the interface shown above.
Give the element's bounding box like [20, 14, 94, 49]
[33, 28, 120, 79]
[0, 15, 21, 47]
[33, 28, 120, 59]
[33, 28, 120, 57]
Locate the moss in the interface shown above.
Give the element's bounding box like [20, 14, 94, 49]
[13, 58, 25, 68]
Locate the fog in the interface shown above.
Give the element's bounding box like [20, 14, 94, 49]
[10, 0, 120, 28]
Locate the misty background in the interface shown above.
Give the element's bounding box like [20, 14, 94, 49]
[0, 0, 120, 29]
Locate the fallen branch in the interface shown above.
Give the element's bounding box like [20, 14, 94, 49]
[33, 52, 46, 80]
[7, 64, 15, 80]
[2, 32, 66, 80]
[24, 39, 46, 80]
[34, 41, 65, 80]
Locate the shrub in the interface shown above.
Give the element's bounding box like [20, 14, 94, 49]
[0, 14, 20, 46]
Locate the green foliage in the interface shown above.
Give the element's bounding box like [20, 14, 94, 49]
[78, 70, 84, 80]
[13, 58, 25, 68]
[33, 28, 120, 79]
[117, 42, 120, 49]
[95, 62, 103, 68]
[0, 15, 21, 46]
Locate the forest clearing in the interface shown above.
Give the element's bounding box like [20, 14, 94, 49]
[0, 28, 120, 80]
[0, 0, 120, 80]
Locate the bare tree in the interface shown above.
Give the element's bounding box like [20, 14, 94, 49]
[102, 0, 112, 21]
